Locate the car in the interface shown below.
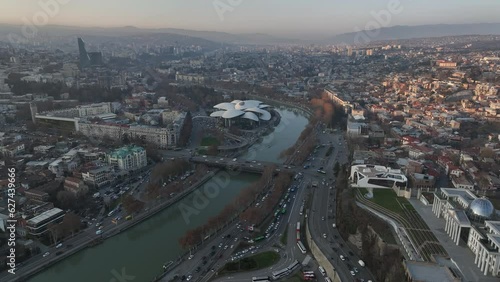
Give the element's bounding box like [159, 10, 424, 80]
[56, 251, 63, 256]
[56, 243, 63, 248]
[218, 243, 223, 248]
[186, 274, 193, 281]
[354, 267, 359, 273]
[224, 245, 228, 250]
[340, 255, 345, 261]
[323, 233, 327, 238]
[43, 252, 50, 257]
[96, 230, 103, 235]
[321, 216, 325, 221]
[350, 271, 355, 276]
[188, 254, 194, 260]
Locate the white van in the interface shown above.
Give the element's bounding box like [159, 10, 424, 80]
[318, 266, 326, 276]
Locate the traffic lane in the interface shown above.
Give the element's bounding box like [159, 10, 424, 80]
[310, 182, 353, 282]
[4, 229, 99, 281]
[310, 215, 351, 281]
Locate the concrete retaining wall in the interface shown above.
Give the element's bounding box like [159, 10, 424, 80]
[305, 219, 342, 282]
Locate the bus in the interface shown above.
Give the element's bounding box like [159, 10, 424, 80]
[254, 236, 265, 242]
[272, 268, 289, 280]
[252, 277, 270, 282]
[288, 260, 300, 270]
[297, 241, 306, 254]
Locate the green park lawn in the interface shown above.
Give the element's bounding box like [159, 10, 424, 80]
[200, 136, 220, 146]
[221, 251, 280, 273]
[360, 188, 414, 215]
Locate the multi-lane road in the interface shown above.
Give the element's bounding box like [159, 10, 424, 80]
[206, 129, 375, 282]
[308, 131, 373, 282]
[155, 127, 375, 282]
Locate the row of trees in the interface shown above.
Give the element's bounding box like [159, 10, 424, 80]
[240, 171, 293, 225]
[280, 121, 319, 165]
[145, 164, 210, 200]
[46, 213, 82, 245]
[122, 194, 145, 215]
[178, 166, 277, 250]
[335, 168, 406, 281]
[150, 159, 191, 185]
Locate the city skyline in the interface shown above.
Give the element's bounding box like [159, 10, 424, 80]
[1, 0, 499, 38]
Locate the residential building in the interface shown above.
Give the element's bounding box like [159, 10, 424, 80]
[107, 145, 147, 171]
[24, 189, 50, 203]
[64, 177, 89, 197]
[81, 166, 112, 188]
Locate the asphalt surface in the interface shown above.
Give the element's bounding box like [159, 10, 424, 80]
[206, 129, 375, 282]
[307, 131, 373, 282]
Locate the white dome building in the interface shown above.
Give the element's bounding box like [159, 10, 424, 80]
[211, 100, 272, 127]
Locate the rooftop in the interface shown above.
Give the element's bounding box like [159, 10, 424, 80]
[27, 208, 64, 225]
[351, 164, 406, 180]
[404, 261, 459, 282]
[108, 145, 145, 159]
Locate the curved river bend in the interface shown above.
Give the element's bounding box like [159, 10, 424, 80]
[30, 106, 309, 282]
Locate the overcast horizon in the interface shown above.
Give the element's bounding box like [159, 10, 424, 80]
[1, 0, 500, 39]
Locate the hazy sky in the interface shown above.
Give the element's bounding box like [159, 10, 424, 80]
[1, 0, 498, 37]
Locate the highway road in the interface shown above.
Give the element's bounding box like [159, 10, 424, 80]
[158, 128, 376, 282]
[307, 129, 374, 282]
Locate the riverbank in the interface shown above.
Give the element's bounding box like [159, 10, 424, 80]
[24, 103, 310, 282]
[8, 170, 220, 282]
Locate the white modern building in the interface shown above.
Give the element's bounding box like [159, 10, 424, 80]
[433, 188, 500, 276]
[210, 100, 272, 126]
[349, 164, 408, 188]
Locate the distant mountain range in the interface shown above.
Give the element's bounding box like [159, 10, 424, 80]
[1, 22, 500, 46]
[326, 23, 500, 44]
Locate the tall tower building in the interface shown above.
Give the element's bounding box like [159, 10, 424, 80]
[78, 38, 90, 68]
[29, 102, 38, 124]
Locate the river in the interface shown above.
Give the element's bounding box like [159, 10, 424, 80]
[30, 106, 309, 282]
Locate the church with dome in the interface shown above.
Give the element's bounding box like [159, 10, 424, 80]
[432, 188, 500, 276]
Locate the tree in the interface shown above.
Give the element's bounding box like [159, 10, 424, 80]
[334, 162, 340, 175]
[206, 144, 218, 156]
[47, 223, 62, 245]
[477, 175, 491, 195]
[61, 212, 81, 237]
[122, 195, 145, 214]
[56, 190, 76, 210]
[480, 147, 495, 159]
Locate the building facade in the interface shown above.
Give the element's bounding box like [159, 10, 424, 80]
[432, 188, 500, 276]
[107, 145, 147, 171]
[26, 208, 65, 236]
